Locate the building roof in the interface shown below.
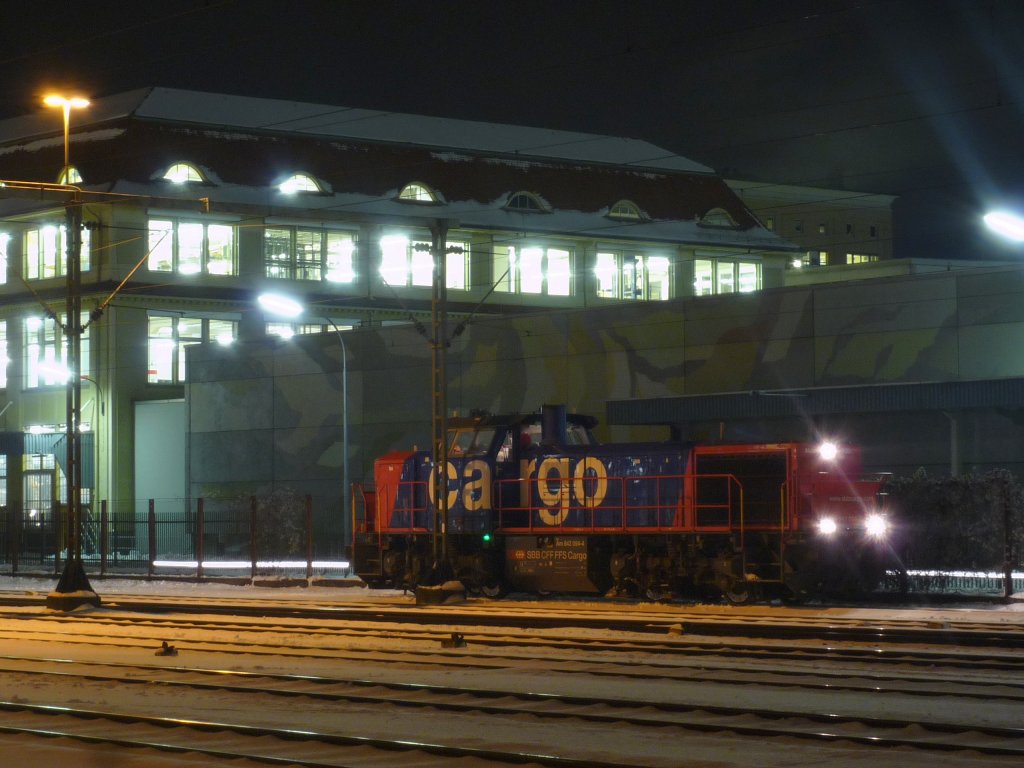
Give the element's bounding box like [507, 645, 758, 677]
[0, 87, 797, 252]
[3, 87, 714, 174]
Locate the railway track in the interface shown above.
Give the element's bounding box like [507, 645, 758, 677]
[2, 589, 1023, 648]
[1, 655, 1023, 765]
[0, 592, 1021, 766]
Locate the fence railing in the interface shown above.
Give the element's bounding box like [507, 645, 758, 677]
[0, 496, 351, 581]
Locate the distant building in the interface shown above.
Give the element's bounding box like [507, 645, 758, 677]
[726, 179, 895, 269]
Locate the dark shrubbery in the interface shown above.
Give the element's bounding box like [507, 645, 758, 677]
[885, 469, 1023, 571]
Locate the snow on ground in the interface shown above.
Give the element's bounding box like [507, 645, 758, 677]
[0, 575, 1023, 766]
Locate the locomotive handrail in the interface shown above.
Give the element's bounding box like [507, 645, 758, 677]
[371, 472, 751, 534]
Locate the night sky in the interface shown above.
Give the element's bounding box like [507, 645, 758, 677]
[3, 0, 1024, 258]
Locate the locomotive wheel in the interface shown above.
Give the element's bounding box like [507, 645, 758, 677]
[480, 581, 505, 599]
[723, 578, 758, 605]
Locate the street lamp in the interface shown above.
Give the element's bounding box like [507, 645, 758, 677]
[257, 293, 350, 552]
[43, 94, 89, 183]
[984, 210, 1024, 242]
[42, 93, 98, 610]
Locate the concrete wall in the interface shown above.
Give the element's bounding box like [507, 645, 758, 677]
[186, 264, 1024, 543]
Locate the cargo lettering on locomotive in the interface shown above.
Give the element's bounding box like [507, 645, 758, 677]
[350, 404, 896, 603]
[525, 457, 609, 525]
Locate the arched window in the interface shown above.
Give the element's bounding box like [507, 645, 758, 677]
[505, 191, 550, 213]
[699, 207, 739, 228]
[278, 172, 322, 194]
[57, 166, 83, 184]
[163, 162, 205, 184]
[607, 200, 646, 221]
[398, 182, 439, 203]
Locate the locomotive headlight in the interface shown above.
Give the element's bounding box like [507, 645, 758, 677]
[817, 517, 838, 535]
[817, 441, 839, 461]
[865, 513, 889, 538]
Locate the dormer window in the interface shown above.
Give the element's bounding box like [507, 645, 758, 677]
[163, 162, 205, 184]
[279, 173, 322, 194]
[506, 191, 550, 213]
[699, 207, 740, 228]
[398, 182, 440, 203]
[58, 166, 83, 184]
[608, 199, 646, 221]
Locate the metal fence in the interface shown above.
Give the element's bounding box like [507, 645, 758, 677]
[0, 495, 351, 581]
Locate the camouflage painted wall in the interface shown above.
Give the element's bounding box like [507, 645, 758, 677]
[186, 264, 1024, 544]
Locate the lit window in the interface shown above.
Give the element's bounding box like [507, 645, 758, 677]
[163, 163, 205, 184]
[693, 257, 761, 296]
[279, 173, 321, 194]
[0, 320, 7, 389]
[378, 232, 469, 289]
[264, 227, 356, 282]
[608, 200, 646, 221]
[398, 183, 439, 202]
[24, 224, 91, 279]
[846, 253, 879, 264]
[801, 251, 829, 267]
[595, 250, 671, 301]
[266, 320, 352, 339]
[147, 219, 236, 275]
[147, 314, 238, 384]
[699, 208, 739, 228]
[765, 216, 775, 231]
[58, 166, 83, 184]
[505, 191, 550, 213]
[494, 244, 574, 296]
[24, 313, 90, 389]
[0, 232, 8, 285]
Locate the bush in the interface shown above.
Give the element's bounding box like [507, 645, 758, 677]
[886, 469, 1023, 570]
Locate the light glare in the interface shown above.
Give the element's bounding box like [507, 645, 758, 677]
[258, 293, 304, 318]
[818, 441, 839, 461]
[817, 517, 838, 535]
[865, 513, 888, 538]
[984, 211, 1024, 242]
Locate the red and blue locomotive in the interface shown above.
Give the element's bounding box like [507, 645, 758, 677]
[352, 405, 892, 602]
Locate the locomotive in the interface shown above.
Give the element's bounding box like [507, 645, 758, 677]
[351, 405, 892, 602]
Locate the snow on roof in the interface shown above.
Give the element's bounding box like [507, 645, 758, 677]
[8, 87, 715, 175]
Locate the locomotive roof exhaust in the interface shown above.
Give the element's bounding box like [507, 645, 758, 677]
[541, 404, 568, 446]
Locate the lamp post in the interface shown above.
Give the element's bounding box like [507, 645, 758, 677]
[256, 293, 349, 549]
[43, 95, 89, 182]
[982, 207, 1024, 602]
[43, 93, 99, 610]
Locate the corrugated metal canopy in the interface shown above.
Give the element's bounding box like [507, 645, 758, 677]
[607, 378, 1024, 426]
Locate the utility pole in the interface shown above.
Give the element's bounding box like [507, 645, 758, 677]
[46, 190, 99, 609]
[429, 219, 450, 575]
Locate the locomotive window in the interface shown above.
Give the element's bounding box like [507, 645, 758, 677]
[448, 427, 496, 456]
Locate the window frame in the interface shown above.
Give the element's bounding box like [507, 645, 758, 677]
[24, 223, 92, 280]
[494, 242, 575, 297]
[378, 231, 469, 290]
[23, 313, 91, 389]
[398, 182, 440, 203]
[595, 249, 672, 301]
[162, 162, 206, 184]
[147, 314, 238, 384]
[693, 256, 762, 297]
[147, 218, 237, 276]
[263, 226, 357, 283]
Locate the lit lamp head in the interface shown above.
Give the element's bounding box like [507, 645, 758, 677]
[984, 210, 1024, 242]
[257, 292, 304, 319]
